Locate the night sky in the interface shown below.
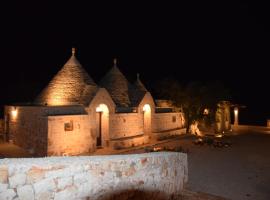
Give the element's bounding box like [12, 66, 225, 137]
[0, 2, 269, 125]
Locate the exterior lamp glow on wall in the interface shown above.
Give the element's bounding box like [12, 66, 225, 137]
[11, 107, 18, 118]
[234, 107, 238, 126]
[143, 104, 151, 112]
[96, 104, 109, 113]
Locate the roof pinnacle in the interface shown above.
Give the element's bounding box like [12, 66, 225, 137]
[137, 73, 140, 80]
[72, 47, 76, 56]
[113, 58, 117, 66]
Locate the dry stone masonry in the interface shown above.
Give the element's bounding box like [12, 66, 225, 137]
[3, 49, 185, 156]
[0, 152, 188, 200]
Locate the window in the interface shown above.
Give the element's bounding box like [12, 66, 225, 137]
[64, 120, 73, 131]
[172, 116, 176, 123]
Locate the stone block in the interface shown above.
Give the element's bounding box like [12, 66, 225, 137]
[0, 167, 8, 184]
[0, 183, 8, 193]
[0, 189, 16, 200]
[57, 176, 72, 190]
[34, 178, 56, 194]
[54, 186, 77, 200]
[26, 167, 45, 184]
[9, 173, 26, 188]
[74, 172, 88, 185]
[17, 185, 34, 200]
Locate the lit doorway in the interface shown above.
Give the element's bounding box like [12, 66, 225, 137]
[143, 104, 151, 135]
[95, 104, 109, 148]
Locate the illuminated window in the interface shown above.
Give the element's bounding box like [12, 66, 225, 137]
[172, 116, 176, 123]
[64, 120, 73, 131]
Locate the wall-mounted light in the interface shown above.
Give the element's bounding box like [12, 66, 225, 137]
[11, 107, 17, 118]
[143, 104, 151, 112]
[234, 107, 238, 125]
[96, 104, 109, 113]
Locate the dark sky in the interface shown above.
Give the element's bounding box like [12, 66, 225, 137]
[0, 2, 269, 125]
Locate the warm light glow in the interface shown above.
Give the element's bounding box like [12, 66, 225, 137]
[143, 104, 151, 112]
[96, 104, 109, 113]
[203, 108, 209, 115]
[11, 107, 17, 118]
[234, 108, 238, 115]
[215, 134, 223, 138]
[234, 107, 239, 125]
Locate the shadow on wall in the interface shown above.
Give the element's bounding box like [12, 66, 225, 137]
[85, 189, 177, 200]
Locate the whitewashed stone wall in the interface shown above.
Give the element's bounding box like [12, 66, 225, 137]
[153, 112, 185, 133]
[0, 152, 188, 200]
[4, 106, 48, 156]
[47, 115, 93, 156]
[0, 119, 4, 135]
[110, 113, 144, 139]
[4, 105, 86, 156]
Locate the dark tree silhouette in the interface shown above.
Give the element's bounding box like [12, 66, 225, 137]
[154, 78, 231, 133]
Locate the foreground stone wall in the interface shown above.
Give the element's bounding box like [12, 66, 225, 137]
[0, 152, 188, 200]
[153, 112, 185, 133]
[47, 115, 93, 156]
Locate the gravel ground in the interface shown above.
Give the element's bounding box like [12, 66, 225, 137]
[123, 133, 270, 200]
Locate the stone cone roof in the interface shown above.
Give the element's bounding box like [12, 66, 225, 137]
[35, 50, 97, 106]
[99, 62, 131, 107]
[134, 73, 147, 92]
[130, 74, 148, 106]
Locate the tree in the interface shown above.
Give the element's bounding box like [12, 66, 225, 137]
[154, 78, 231, 133]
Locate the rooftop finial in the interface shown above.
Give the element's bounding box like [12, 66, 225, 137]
[72, 47, 76, 56]
[137, 73, 140, 80]
[113, 58, 117, 66]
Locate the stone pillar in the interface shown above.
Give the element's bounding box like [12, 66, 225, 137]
[267, 120, 270, 127]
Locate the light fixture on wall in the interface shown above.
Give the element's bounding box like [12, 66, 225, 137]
[234, 107, 238, 125]
[11, 106, 18, 118]
[143, 104, 151, 112]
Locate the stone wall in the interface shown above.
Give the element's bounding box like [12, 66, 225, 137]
[110, 113, 143, 139]
[4, 105, 86, 156]
[0, 119, 4, 135]
[4, 106, 48, 156]
[152, 112, 185, 133]
[0, 152, 188, 200]
[47, 115, 93, 156]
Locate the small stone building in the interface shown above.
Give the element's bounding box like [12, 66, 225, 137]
[4, 49, 185, 156]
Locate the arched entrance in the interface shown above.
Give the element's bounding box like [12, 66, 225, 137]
[96, 104, 109, 148]
[143, 104, 151, 135]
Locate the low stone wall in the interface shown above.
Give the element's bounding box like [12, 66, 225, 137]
[232, 124, 270, 134]
[110, 135, 150, 150]
[0, 152, 188, 200]
[152, 112, 185, 133]
[153, 128, 186, 140]
[0, 119, 4, 135]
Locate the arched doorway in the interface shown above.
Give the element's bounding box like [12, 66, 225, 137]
[96, 104, 109, 148]
[143, 104, 151, 135]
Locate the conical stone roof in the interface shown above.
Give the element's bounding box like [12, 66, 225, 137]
[130, 73, 148, 106]
[35, 48, 97, 106]
[134, 73, 147, 92]
[99, 59, 131, 107]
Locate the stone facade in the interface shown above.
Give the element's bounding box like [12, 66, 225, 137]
[47, 115, 93, 156]
[4, 49, 186, 156]
[0, 119, 4, 139]
[0, 152, 188, 200]
[4, 105, 86, 156]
